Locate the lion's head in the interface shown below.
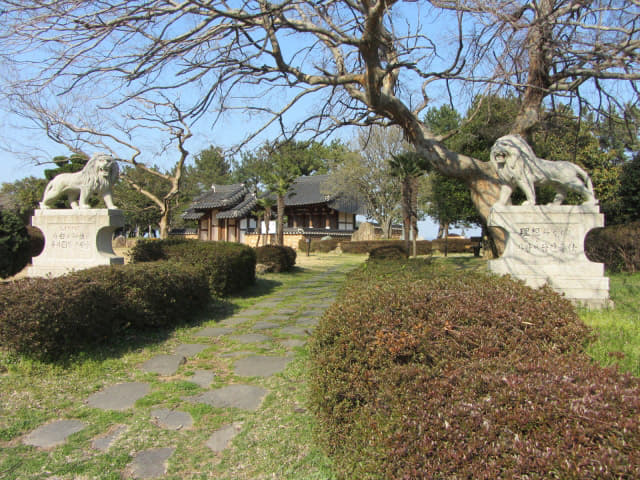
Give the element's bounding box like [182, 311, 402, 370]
[84, 153, 119, 192]
[489, 135, 537, 182]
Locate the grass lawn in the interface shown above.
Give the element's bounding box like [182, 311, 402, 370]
[580, 272, 640, 376]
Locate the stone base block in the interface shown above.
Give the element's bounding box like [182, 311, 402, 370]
[488, 204, 610, 308]
[28, 209, 124, 278]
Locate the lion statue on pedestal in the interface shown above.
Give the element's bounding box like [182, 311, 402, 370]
[490, 134, 597, 207]
[40, 153, 120, 209]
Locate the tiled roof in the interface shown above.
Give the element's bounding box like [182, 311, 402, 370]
[284, 175, 366, 214]
[182, 209, 205, 220]
[216, 193, 257, 219]
[190, 184, 248, 209]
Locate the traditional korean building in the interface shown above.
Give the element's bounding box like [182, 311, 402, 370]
[182, 174, 366, 249]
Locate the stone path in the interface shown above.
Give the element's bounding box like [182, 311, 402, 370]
[20, 263, 347, 478]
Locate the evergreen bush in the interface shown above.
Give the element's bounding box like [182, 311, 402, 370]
[585, 222, 640, 272]
[0, 209, 31, 278]
[255, 244, 296, 272]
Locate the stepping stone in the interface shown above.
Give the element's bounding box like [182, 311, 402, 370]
[277, 307, 299, 315]
[126, 447, 175, 479]
[151, 408, 193, 430]
[23, 419, 86, 448]
[279, 339, 306, 349]
[263, 315, 289, 322]
[221, 317, 249, 326]
[87, 382, 151, 411]
[251, 321, 279, 331]
[296, 316, 319, 326]
[186, 384, 268, 411]
[141, 354, 186, 376]
[238, 308, 263, 316]
[195, 327, 234, 338]
[188, 370, 215, 388]
[91, 424, 128, 451]
[233, 355, 293, 377]
[175, 344, 208, 358]
[220, 351, 253, 358]
[280, 326, 310, 336]
[206, 422, 243, 452]
[229, 333, 271, 344]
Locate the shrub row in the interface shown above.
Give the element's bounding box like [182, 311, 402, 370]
[309, 259, 640, 479]
[255, 244, 296, 272]
[297, 237, 340, 253]
[432, 236, 473, 253]
[585, 222, 640, 272]
[339, 240, 433, 255]
[0, 262, 210, 360]
[131, 239, 256, 295]
[368, 244, 408, 260]
[0, 209, 31, 278]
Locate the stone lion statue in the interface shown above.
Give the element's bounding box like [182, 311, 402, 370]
[490, 134, 597, 207]
[40, 153, 119, 209]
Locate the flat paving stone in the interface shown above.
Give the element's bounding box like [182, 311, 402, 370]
[195, 327, 235, 337]
[175, 344, 208, 358]
[238, 308, 264, 316]
[23, 419, 87, 448]
[87, 382, 151, 411]
[186, 384, 268, 411]
[263, 314, 290, 322]
[279, 339, 306, 349]
[229, 333, 271, 344]
[141, 354, 186, 376]
[188, 370, 216, 388]
[91, 424, 128, 451]
[126, 447, 175, 479]
[280, 326, 311, 336]
[221, 317, 250, 326]
[276, 307, 299, 315]
[251, 321, 279, 330]
[151, 408, 193, 430]
[206, 422, 243, 452]
[233, 355, 293, 377]
[297, 317, 320, 326]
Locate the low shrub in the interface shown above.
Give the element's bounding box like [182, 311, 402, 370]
[340, 240, 432, 255]
[298, 237, 340, 253]
[0, 209, 31, 278]
[131, 239, 256, 295]
[309, 259, 640, 479]
[368, 244, 408, 260]
[0, 262, 210, 359]
[585, 222, 640, 272]
[255, 244, 296, 272]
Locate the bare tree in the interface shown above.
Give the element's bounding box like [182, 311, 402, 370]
[1, 1, 638, 248]
[4, 89, 193, 238]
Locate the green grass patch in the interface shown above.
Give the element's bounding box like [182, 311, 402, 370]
[580, 272, 640, 376]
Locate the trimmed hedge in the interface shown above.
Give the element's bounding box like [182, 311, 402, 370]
[0, 262, 210, 359]
[298, 237, 340, 253]
[131, 239, 256, 295]
[0, 209, 31, 278]
[585, 222, 640, 272]
[255, 244, 296, 272]
[368, 244, 408, 260]
[432, 236, 472, 253]
[340, 240, 433, 255]
[309, 259, 640, 479]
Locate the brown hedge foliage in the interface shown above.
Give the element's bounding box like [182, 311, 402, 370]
[340, 240, 433, 255]
[309, 260, 640, 479]
[0, 262, 210, 360]
[432, 236, 472, 253]
[131, 238, 256, 295]
[255, 244, 296, 272]
[368, 244, 408, 260]
[585, 222, 640, 272]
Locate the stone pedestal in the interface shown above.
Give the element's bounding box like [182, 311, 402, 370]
[488, 204, 610, 308]
[28, 209, 124, 278]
